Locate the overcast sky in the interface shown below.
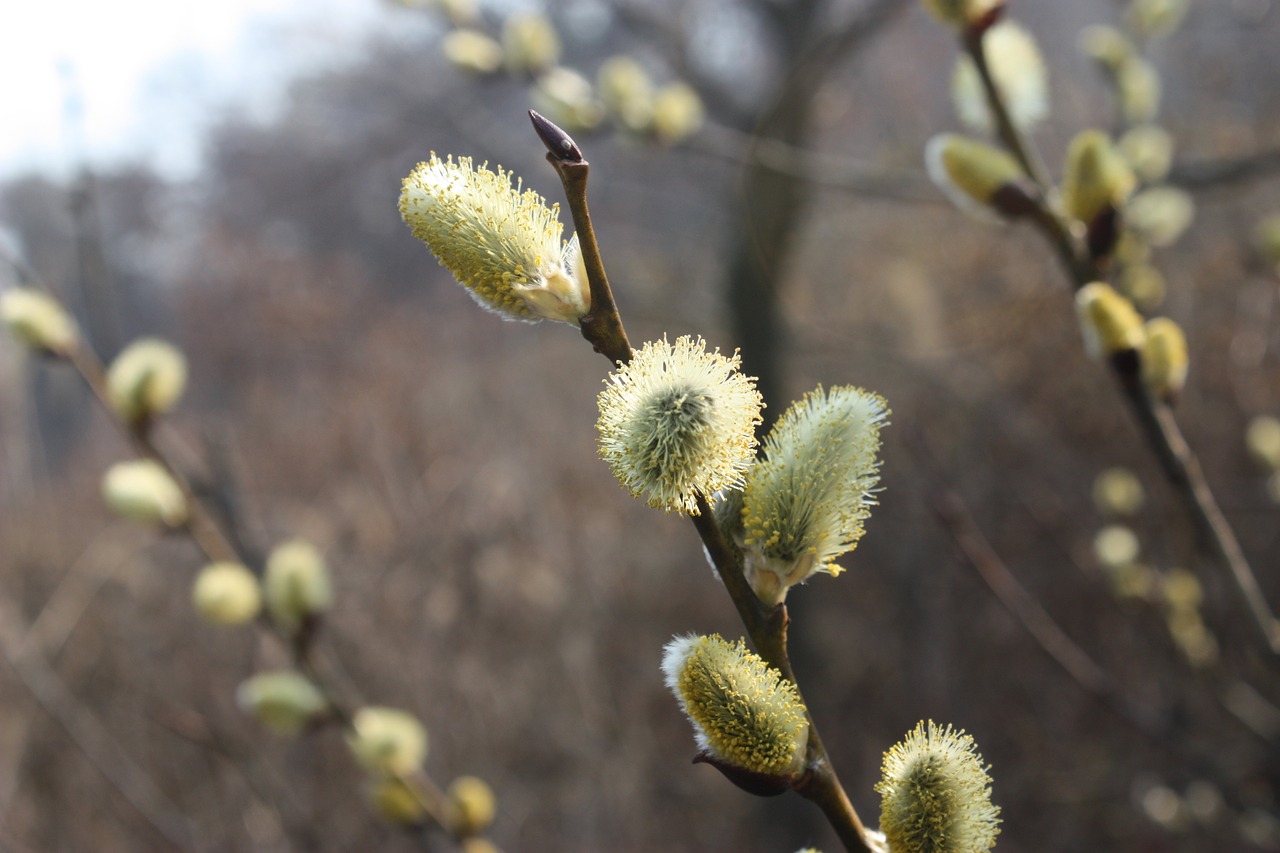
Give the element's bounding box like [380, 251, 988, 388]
[0, 0, 417, 181]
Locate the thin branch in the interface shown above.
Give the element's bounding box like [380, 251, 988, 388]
[0, 596, 197, 849]
[688, 122, 939, 202]
[1169, 146, 1280, 190]
[912, 443, 1166, 736]
[957, 21, 1280, 658]
[533, 111, 874, 853]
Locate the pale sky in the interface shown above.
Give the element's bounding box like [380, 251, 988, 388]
[0, 0, 415, 181]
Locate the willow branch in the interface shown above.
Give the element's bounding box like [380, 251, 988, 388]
[533, 111, 873, 853]
[51, 332, 484, 848]
[961, 22, 1053, 194]
[958, 20, 1280, 657]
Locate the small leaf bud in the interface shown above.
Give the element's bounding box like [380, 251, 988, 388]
[1141, 317, 1189, 401]
[740, 386, 887, 605]
[1245, 416, 1280, 471]
[106, 337, 188, 426]
[448, 776, 497, 836]
[661, 634, 809, 788]
[1092, 467, 1145, 517]
[400, 154, 590, 323]
[501, 12, 560, 75]
[597, 56, 654, 132]
[925, 134, 1029, 222]
[1, 288, 78, 355]
[531, 67, 604, 132]
[920, 0, 1003, 30]
[1117, 59, 1162, 125]
[1062, 131, 1136, 229]
[596, 336, 762, 515]
[1078, 26, 1136, 74]
[193, 562, 262, 626]
[442, 30, 504, 75]
[347, 707, 429, 776]
[1118, 262, 1166, 311]
[651, 82, 704, 143]
[1075, 282, 1145, 360]
[369, 776, 429, 825]
[1126, 0, 1190, 41]
[462, 840, 502, 853]
[951, 21, 1047, 135]
[264, 539, 332, 633]
[875, 721, 1001, 853]
[101, 460, 187, 527]
[236, 671, 328, 735]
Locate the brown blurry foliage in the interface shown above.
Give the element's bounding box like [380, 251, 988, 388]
[3, 1, 1280, 851]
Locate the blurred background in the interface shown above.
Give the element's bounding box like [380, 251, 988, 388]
[2, 0, 1280, 850]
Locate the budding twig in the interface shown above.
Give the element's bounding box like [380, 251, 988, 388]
[529, 111, 631, 365]
[958, 20, 1280, 657]
[535, 115, 874, 853]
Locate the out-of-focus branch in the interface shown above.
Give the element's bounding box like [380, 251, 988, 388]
[1168, 146, 1280, 190]
[960, 21, 1280, 658]
[912, 436, 1166, 736]
[689, 122, 938, 202]
[0, 596, 197, 849]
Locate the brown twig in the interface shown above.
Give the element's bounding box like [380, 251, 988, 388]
[533, 111, 874, 853]
[0, 596, 197, 849]
[958, 20, 1280, 657]
[45, 320, 490, 850]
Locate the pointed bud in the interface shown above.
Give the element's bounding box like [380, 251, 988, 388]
[106, 337, 188, 426]
[1062, 131, 1136, 230]
[740, 386, 888, 605]
[1078, 26, 1136, 74]
[1076, 282, 1145, 360]
[1141, 317, 1188, 401]
[264, 539, 332, 633]
[925, 134, 1029, 222]
[1094, 524, 1141, 570]
[875, 721, 1001, 853]
[236, 671, 328, 734]
[1118, 262, 1166, 311]
[651, 82, 704, 143]
[1, 288, 78, 355]
[347, 707, 428, 776]
[597, 336, 762, 515]
[448, 776, 497, 836]
[400, 154, 590, 324]
[661, 634, 809, 787]
[1126, 187, 1194, 248]
[434, 0, 478, 26]
[193, 562, 262, 626]
[101, 460, 187, 527]
[1118, 59, 1162, 125]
